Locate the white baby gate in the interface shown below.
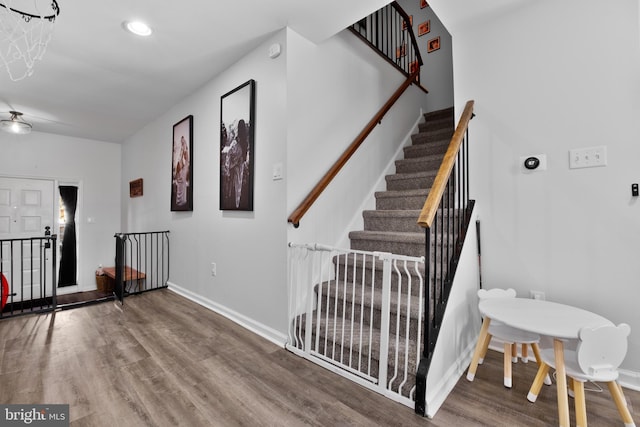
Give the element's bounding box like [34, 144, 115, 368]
[287, 243, 426, 408]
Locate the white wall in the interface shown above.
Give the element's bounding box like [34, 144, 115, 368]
[122, 30, 289, 343]
[286, 29, 430, 248]
[0, 131, 121, 290]
[431, 0, 640, 377]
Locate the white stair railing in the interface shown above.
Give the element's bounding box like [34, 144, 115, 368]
[287, 243, 425, 408]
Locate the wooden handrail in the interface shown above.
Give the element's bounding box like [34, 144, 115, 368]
[288, 71, 419, 227]
[417, 100, 475, 228]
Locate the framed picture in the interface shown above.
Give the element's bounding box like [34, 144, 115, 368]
[129, 178, 143, 198]
[396, 43, 407, 59]
[418, 20, 430, 36]
[420, 0, 429, 9]
[220, 79, 255, 211]
[171, 115, 193, 211]
[427, 36, 441, 53]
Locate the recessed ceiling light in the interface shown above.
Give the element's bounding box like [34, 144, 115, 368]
[123, 20, 152, 37]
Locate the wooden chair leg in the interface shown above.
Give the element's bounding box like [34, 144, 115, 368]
[607, 381, 636, 427]
[504, 342, 512, 388]
[467, 317, 491, 381]
[511, 342, 518, 363]
[478, 330, 492, 365]
[568, 377, 575, 398]
[521, 343, 529, 363]
[572, 379, 587, 427]
[527, 362, 550, 402]
[531, 343, 553, 386]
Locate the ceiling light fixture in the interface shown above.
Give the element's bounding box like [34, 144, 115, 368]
[0, 0, 61, 81]
[123, 20, 153, 37]
[0, 111, 33, 135]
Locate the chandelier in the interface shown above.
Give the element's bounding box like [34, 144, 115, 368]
[0, 0, 61, 81]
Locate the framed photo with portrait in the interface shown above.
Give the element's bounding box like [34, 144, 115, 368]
[171, 115, 193, 211]
[220, 79, 255, 211]
[418, 20, 430, 37]
[427, 36, 441, 53]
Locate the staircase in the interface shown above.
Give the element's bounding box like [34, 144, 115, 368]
[349, 106, 454, 258]
[288, 106, 455, 404]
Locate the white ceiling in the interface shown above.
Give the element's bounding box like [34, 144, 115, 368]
[0, 0, 391, 143]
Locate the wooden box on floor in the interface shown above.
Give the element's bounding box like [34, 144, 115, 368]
[95, 274, 113, 292]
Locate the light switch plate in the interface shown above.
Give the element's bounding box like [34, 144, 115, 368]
[569, 146, 607, 169]
[272, 163, 283, 180]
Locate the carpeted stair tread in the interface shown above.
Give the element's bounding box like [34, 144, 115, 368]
[349, 231, 426, 258]
[424, 106, 454, 120]
[403, 141, 450, 159]
[363, 209, 421, 218]
[300, 316, 419, 368]
[363, 210, 422, 233]
[349, 230, 425, 243]
[411, 128, 454, 145]
[385, 170, 438, 191]
[375, 188, 430, 198]
[349, 229, 453, 244]
[418, 117, 453, 133]
[395, 154, 445, 174]
[316, 280, 423, 324]
[331, 252, 443, 295]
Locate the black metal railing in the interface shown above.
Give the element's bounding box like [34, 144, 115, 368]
[415, 101, 475, 415]
[113, 231, 170, 305]
[349, 1, 423, 83]
[0, 232, 57, 318]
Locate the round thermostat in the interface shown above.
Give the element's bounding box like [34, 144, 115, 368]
[524, 157, 540, 170]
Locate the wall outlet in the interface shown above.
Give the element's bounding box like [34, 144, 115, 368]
[211, 262, 216, 277]
[530, 290, 545, 300]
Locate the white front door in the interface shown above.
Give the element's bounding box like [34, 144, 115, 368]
[0, 177, 55, 301]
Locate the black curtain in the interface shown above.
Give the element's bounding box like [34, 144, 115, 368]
[58, 186, 78, 287]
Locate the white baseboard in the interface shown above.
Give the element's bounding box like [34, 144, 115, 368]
[619, 369, 640, 392]
[167, 281, 288, 348]
[424, 340, 477, 418]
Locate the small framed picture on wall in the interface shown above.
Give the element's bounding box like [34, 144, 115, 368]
[171, 115, 193, 211]
[130, 178, 143, 198]
[418, 20, 430, 36]
[420, 0, 429, 9]
[427, 36, 441, 53]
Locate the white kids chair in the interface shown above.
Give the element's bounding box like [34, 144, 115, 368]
[527, 323, 635, 427]
[467, 288, 550, 388]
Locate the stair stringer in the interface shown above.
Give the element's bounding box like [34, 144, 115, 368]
[420, 204, 481, 418]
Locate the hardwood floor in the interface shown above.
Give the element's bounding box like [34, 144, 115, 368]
[0, 289, 638, 426]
